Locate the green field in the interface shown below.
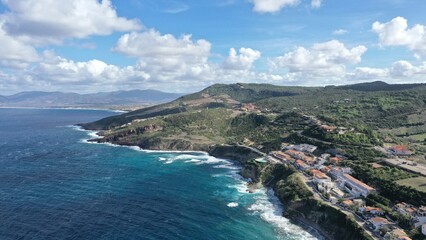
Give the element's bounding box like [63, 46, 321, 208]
[397, 177, 426, 193]
[409, 133, 426, 142]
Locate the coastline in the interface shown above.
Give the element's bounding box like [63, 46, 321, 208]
[0, 106, 128, 113]
[75, 125, 327, 240]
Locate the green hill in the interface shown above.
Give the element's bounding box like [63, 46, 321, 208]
[81, 81, 426, 154]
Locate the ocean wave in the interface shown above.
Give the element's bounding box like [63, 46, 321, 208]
[248, 189, 319, 240]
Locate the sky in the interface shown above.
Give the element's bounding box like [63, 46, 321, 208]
[0, 0, 426, 95]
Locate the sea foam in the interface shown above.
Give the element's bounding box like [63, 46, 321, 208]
[248, 189, 320, 240]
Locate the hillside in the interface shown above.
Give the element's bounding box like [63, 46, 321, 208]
[82, 81, 426, 157]
[0, 89, 182, 109]
[83, 81, 426, 239]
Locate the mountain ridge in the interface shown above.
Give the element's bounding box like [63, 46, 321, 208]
[0, 89, 183, 109]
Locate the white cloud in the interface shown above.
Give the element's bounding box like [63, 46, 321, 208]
[113, 29, 213, 84]
[348, 60, 426, 83]
[333, 29, 348, 35]
[271, 40, 367, 76]
[311, 0, 322, 9]
[372, 17, 426, 58]
[1, 0, 142, 44]
[352, 67, 389, 80]
[0, 20, 39, 67]
[223, 48, 261, 70]
[249, 0, 300, 13]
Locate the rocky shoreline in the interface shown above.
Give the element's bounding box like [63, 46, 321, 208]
[87, 133, 371, 240]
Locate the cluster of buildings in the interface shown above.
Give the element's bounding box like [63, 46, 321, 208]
[268, 142, 426, 239]
[359, 202, 426, 239]
[269, 144, 376, 202]
[394, 203, 426, 228]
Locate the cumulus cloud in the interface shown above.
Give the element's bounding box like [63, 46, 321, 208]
[352, 67, 389, 80]
[1, 0, 142, 44]
[372, 17, 426, 58]
[271, 40, 367, 76]
[249, 0, 300, 13]
[0, 20, 39, 68]
[223, 48, 261, 70]
[348, 61, 426, 83]
[113, 29, 214, 84]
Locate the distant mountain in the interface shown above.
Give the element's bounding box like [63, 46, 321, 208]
[336, 81, 425, 91]
[0, 90, 183, 109]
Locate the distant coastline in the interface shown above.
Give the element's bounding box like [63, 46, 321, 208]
[0, 106, 129, 113]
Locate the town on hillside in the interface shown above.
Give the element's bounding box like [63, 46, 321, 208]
[265, 142, 426, 240]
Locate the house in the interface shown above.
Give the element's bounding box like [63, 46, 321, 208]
[359, 206, 384, 216]
[330, 188, 345, 198]
[270, 151, 293, 163]
[394, 202, 417, 218]
[295, 160, 309, 170]
[320, 125, 337, 133]
[414, 206, 426, 228]
[330, 167, 353, 179]
[329, 157, 343, 165]
[388, 145, 412, 156]
[384, 228, 411, 240]
[285, 149, 305, 159]
[319, 165, 332, 173]
[338, 174, 376, 197]
[310, 169, 328, 179]
[368, 217, 391, 231]
[341, 200, 354, 209]
[302, 155, 316, 165]
[288, 144, 317, 153]
[310, 169, 332, 185]
[241, 103, 257, 112]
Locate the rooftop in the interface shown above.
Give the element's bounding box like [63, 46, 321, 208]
[342, 174, 375, 191]
[370, 217, 389, 224]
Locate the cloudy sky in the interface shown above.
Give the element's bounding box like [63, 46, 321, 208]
[0, 0, 425, 94]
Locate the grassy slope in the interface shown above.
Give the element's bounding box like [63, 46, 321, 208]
[84, 82, 426, 152]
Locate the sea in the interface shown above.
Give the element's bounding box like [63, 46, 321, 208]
[0, 108, 319, 240]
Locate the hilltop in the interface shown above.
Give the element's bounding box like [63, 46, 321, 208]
[82, 82, 426, 153]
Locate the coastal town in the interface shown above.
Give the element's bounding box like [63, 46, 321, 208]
[264, 141, 426, 240]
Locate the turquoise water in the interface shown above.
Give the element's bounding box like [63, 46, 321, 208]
[0, 108, 318, 240]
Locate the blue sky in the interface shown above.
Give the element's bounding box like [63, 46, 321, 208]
[0, 0, 425, 94]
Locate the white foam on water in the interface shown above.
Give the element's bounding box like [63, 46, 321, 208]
[213, 163, 239, 170]
[73, 125, 320, 239]
[184, 159, 202, 163]
[248, 189, 320, 240]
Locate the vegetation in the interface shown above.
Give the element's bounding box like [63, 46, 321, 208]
[352, 164, 426, 206]
[83, 81, 426, 208]
[397, 176, 426, 193]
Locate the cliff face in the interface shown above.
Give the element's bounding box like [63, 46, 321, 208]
[89, 133, 370, 240]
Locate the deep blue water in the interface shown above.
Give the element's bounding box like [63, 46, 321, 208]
[0, 108, 318, 240]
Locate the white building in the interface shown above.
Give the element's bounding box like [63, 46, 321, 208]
[286, 144, 317, 153]
[338, 174, 376, 197]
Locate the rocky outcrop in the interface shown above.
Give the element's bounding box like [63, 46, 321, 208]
[208, 144, 264, 164]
